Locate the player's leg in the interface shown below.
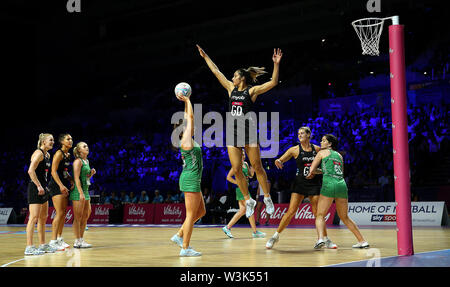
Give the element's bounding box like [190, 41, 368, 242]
[245, 145, 274, 215]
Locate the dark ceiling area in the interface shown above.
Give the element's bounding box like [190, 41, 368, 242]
[0, 0, 447, 141]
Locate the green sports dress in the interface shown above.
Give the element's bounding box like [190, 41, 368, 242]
[320, 150, 348, 199]
[70, 159, 91, 201]
[179, 141, 203, 193]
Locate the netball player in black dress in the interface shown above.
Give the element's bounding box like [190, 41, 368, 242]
[25, 133, 57, 255]
[266, 127, 337, 249]
[48, 133, 73, 251]
[197, 44, 282, 218]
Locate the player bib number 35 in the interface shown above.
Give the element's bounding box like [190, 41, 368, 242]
[334, 164, 343, 175]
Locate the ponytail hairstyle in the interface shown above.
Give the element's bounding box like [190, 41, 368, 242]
[58, 133, 70, 147]
[324, 134, 338, 150]
[237, 66, 267, 85]
[37, 133, 53, 149]
[73, 142, 85, 158]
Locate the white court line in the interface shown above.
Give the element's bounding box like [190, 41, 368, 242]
[1, 258, 26, 267]
[3, 247, 448, 268]
[321, 248, 450, 267]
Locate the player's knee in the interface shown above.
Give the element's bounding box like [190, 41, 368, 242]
[232, 167, 244, 178]
[339, 213, 349, 222]
[55, 208, 65, 218]
[315, 212, 326, 220]
[74, 211, 83, 220]
[199, 207, 206, 218]
[29, 214, 39, 224]
[39, 215, 48, 222]
[286, 209, 296, 218]
[185, 212, 196, 221]
[54, 213, 64, 221]
[252, 162, 264, 174]
[309, 198, 319, 207]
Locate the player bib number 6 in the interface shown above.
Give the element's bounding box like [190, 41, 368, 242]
[303, 166, 310, 177]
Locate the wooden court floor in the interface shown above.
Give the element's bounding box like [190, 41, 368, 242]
[1, 225, 449, 267]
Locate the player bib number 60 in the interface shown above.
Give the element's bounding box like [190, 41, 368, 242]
[231, 105, 243, 116]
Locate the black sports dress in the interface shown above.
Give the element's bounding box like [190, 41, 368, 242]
[292, 144, 322, 196]
[227, 87, 258, 147]
[48, 149, 71, 197]
[27, 149, 51, 204]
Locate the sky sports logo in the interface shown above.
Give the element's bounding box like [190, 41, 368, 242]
[371, 214, 396, 222]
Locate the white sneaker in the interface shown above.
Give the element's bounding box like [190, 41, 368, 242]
[325, 238, 338, 249]
[263, 196, 275, 215]
[74, 239, 82, 249]
[222, 226, 234, 238]
[265, 234, 279, 249]
[314, 238, 326, 249]
[58, 237, 70, 249]
[49, 240, 65, 251]
[38, 244, 56, 253]
[252, 231, 266, 238]
[80, 238, 92, 248]
[245, 198, 257, 218]
[352, 241, 370, 248]
[180, 247, 202, 257]
[170, 234, 183, 248]
[24, 245, 45, 256]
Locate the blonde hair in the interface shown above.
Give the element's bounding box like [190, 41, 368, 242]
[298, 126, 312, 139]
[73, 142, 85, 158]
[238, 67, 267, 84]
[298, 126, 311, 135]
[37, 133, 53, 149]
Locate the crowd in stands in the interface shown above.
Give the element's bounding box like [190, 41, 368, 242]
[1, 96, 447, 215]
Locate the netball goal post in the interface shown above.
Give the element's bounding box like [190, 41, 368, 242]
[352, 15, 414, 256]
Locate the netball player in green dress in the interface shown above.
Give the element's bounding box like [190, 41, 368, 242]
[307, 134, 369, 249]
[170, 93, 206, 257]
[222, 149, 266, 239]
[70, 142, 96, 248]
[266, 127, 336, 249]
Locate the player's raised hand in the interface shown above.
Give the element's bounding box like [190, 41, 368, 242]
[272, 48, 283, 64]
[196, 44, 206, 58]
[176, 93, 189, 102]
